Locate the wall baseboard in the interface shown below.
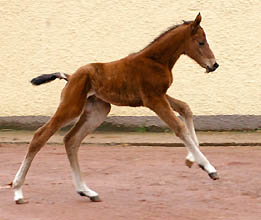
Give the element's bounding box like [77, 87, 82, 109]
[0, 115, 260, 132]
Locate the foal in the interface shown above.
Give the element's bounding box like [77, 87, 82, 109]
[12, 13, 219, 204]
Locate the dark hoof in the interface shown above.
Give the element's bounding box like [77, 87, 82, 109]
[77, 191, 87, 197]
[209, 172, 219, 180]
[198, 164, 205, 171]
[77, 192, 101, 202]
[90, 196, 101, 202]
[15, 199, 29, 205]
[198, 165, 219, 180]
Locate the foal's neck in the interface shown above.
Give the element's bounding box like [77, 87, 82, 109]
[141, 25, 187, 70]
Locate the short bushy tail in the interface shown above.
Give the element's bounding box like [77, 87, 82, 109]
[31, 72, 70, 86]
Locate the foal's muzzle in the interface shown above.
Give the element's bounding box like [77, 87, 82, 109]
[206, 62, 219, 73]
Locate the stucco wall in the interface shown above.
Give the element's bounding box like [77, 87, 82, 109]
[0, 0, 260, 117]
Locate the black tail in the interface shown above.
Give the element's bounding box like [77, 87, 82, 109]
[31, 72, 69, 86]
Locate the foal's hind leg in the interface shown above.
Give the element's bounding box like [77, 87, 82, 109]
[12, 115, 73, 204]
[166, 95, 198, 168]
[144, 95, 218, 180]
[64, 96, 111, 202]
[12, 69, 91, 204]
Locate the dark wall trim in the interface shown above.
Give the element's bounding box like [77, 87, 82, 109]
[0, 115, 260, 132]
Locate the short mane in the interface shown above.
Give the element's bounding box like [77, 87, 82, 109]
[130, 20, 193, 55]
[137, 20, 192, 53]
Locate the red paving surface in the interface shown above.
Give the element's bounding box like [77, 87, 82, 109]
[0, 143, 261, 220]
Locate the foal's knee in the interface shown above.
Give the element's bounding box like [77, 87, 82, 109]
[174, 121, 189, 139]
[180, 103, 193, 120]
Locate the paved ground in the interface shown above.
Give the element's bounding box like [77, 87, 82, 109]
[0, 130, 260, 146]
[0, 131, 260, 220]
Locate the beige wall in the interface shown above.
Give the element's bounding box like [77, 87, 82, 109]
[0, 0, 260, 117]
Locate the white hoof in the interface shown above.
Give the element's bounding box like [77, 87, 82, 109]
[14, 188, 26, 204]
[76, 187, 98, 198]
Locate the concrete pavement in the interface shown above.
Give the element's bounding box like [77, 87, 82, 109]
[0, 130, 260, 147]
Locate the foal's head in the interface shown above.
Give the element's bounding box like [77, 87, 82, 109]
[184, 13, 219, 73]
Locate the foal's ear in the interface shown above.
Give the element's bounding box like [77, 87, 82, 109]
[191, 12, 202, 34]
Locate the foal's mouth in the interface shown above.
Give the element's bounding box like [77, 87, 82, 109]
[206, 63, 219, 73]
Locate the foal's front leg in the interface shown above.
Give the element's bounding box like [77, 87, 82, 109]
[144, 95, 219, 180]
[166, 95, 198, 168]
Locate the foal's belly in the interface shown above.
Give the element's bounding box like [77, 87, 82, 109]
[94, 87, 143, 107]
[89, 63, 143, 106]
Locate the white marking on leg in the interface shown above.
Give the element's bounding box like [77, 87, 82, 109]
[186, 152, 195, 163]
[71, 167, 98, 197]
[180, 116, 197, 163]
[12, 158, 32, 201]
[14, 187, 24, 201]
[180, 115, 199, 146]
[64, 98, 110, 198]
[183, 134, 216, 174]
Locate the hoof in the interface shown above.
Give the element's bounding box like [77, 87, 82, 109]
[15, 199, 29, 205]
[208, 172, 219, 180]
[198, 165, 219, 180]
[185, 159, 194, 168]
[77, 192, 101, 202]
[198, 164, 205, 171]
[78, 191, 87, 197]
[90, 196, 101, 202]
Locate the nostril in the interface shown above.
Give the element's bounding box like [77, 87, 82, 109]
[213, 62, 219, 69]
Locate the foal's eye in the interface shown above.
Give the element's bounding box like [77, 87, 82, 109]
[199, 42, 205, 46]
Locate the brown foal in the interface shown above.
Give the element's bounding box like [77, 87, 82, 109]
[12, 13, 219, 204]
